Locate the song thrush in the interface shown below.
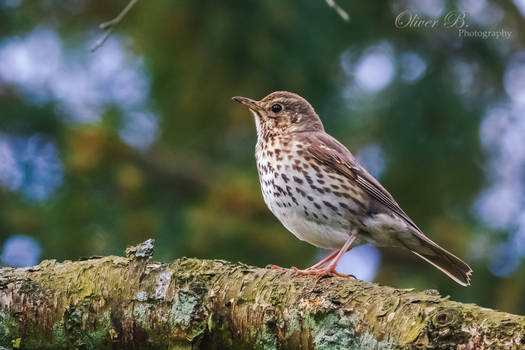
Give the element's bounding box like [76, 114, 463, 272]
[232, 91, 472, 286]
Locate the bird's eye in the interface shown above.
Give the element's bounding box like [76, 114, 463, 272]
[271, 104, 282, 113]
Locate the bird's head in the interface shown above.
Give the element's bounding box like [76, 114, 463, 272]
[233, 91, 324, 137]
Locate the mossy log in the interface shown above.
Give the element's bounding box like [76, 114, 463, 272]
[0, 240, 524, 349]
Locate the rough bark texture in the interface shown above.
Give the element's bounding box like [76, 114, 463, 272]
[1, 240, 524, 349]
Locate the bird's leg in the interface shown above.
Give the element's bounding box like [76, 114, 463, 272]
[306, 250, 340, 270]
[280, 248, 341, 272]
[268, 252, 338, 271]
[293, 230, 357, 278]
[268, 245, 344, 271]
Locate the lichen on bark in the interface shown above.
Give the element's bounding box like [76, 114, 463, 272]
[0, 240, 524, 349]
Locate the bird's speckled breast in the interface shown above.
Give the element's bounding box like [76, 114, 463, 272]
[255, 134, 367, 249]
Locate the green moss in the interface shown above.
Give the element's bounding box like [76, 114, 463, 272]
[52, 322, 67, 348]
[210, 322, 234, 348]
[0, 310, 19, 347]
[133, 302, 154, 333]
[169, 291, 198, 327]
[354, 332, 394, 350]
[18, 308, 117, 350]
[85, 311, 113, 349]
[313, 314, 356, 350]
[63, 305, 116, 350]
[287, 310, 395, 350]
[313, 313, 395, 350]
[9, 319, 68, 350]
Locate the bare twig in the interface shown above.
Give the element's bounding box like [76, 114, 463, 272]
[90, 0, 347, 52]
[325, 0, 350, 21]
[91, 0, 139, 52]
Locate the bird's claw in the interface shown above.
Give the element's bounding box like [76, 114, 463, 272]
[268, 265, 357, 279]
[266, 264, 283, 270]
[292, 266, 355, 278]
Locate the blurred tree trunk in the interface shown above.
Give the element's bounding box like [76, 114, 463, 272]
[1, 240, 524, 349]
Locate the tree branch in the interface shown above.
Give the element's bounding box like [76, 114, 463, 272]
[1, 239, 523, 349]
[325, 0, 350, 22]
[90, 0, 348, 52]
[91, 0, 139, 52]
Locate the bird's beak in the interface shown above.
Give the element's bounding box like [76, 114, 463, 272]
[232, 96, 260, 111]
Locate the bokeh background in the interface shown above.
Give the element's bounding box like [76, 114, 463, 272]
[1, 0, 525, 313]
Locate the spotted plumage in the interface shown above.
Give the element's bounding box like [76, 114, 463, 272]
[233, 91, 472, 285]
[256, 134, 366, 249]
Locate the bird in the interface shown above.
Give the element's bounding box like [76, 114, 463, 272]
[232, 91, 472, 286]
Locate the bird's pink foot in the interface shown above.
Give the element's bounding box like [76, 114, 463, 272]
[291, 266, 355, 278]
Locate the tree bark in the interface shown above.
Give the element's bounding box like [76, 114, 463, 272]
[0, 240, 523, 349]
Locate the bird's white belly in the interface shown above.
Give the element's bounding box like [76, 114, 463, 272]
[256, 141, 357, 249]
[272, 206, 350, 249]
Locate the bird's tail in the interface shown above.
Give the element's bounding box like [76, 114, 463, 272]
[409, 234, 472, 286]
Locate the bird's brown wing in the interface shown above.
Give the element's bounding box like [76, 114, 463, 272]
[306, 132, 421, 232]
[307, 133, 472, 286]
[306, 132, 472, 286]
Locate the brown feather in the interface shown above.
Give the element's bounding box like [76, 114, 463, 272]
[235, 91, 473, 285]
[306, 131, 473, 285]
